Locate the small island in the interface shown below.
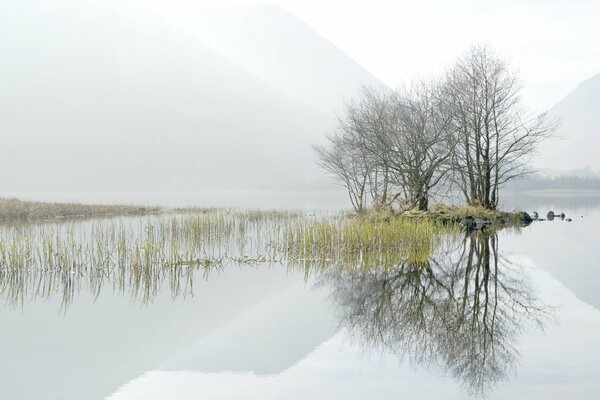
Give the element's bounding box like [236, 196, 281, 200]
[314, 45, 555, 231]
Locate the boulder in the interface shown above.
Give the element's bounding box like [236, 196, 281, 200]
[460, 216, 477, 231]
[475, 218, 492, 230]
[519, 211, 533, 225]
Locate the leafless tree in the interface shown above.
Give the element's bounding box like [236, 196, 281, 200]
[315, 84, 453, 211]
[341, 86, 398, 208]
[315, 45, 553, 212]
[314, 133, 370, 212]
[443, 45, 555, 209]
[386, 81, 455, 210]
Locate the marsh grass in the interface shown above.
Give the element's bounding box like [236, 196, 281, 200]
[284, 215, 458, 270]
[0, 209, 304, 308]
[0, 207, 461, 309]
[0, 198, 161, 222]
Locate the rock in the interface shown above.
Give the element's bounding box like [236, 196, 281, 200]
[460, 216, 477, 231]
[565, 218, 572, 222]
[475, 218, 492, 230]
[519, 211, 533, 225]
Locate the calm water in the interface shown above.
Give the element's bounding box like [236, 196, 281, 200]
[1, 197, 600, 399]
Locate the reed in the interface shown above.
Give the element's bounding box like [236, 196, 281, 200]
[0, 198, 160, 222]
[283, 215, 457, 269]
[0, 208, 460, 310]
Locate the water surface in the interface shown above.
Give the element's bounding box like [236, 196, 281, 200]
[1, 199, 599, 399]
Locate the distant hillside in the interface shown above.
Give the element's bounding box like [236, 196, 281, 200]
[159, 5, 382, 115]
[506, 174, 600, 192]
[536, 72, 600, 173]
[0, 1, 379, 202]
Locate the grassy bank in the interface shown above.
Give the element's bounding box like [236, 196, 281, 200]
[0, 198, 160, 221]
[358, 204, 530, 229]
[0, 198, 308, 223]
[284, 214, 458, 269]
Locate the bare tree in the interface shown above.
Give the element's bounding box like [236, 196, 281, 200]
[314, 46, 553, 212]
[386, 81, 454, 210]
[313, 133, 370, 212]
[314, 86, 398, 211]
[315, 84, 454, 212]
[444, 45, 555, 209]
[341, 86, 398, 208]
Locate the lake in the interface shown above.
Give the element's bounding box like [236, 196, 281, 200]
[1, 196, 599, 399]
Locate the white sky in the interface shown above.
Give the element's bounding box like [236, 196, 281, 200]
[161, 0, 600, 112]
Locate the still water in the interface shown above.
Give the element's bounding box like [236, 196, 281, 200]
[1, 197, 600, 399]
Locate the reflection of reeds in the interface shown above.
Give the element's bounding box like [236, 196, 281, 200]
[0, 209, 456, 310]
[0, 209, 301, 309]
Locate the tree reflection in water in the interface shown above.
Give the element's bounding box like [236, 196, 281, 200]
[319, 232, 553, 395]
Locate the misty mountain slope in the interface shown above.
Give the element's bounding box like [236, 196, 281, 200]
[536, 72, 600, 173]
[158, 5, 382, 115]
[0, 1, 334, 197]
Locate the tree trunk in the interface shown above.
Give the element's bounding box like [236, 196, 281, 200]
[416, 191, 429, 211]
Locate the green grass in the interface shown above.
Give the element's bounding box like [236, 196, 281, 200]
[284, 214, 457, 269]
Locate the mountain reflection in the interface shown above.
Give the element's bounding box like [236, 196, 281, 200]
[319, 232, 553, 395]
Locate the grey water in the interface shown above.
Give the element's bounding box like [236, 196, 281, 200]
[1, 196, 600, 399]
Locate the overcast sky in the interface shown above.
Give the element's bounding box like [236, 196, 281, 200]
[154, 0, 600, 113]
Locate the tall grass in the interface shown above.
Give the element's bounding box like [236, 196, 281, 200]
[284, 215, 457, 270]
[0, 209, 458, 309]
[0, 198, 161, 221]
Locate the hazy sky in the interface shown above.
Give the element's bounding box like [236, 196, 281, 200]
[154, 0, 600, 112]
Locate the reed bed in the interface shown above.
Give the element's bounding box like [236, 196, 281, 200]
[0, 198, 162, 222]
[0, 208, 459, 309]
[283, 215, 457, 270]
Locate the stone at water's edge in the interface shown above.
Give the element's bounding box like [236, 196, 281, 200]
[459, 216, 477, 231]
[519, 211, 533, 225]
[459, 211, 532, 231]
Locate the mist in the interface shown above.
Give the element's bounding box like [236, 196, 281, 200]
[0, 0, 379, 206]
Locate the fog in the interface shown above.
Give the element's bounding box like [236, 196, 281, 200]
[1, 0, 598, 206]
[536, 72, 600, 175]
[0, 1, 378, 205]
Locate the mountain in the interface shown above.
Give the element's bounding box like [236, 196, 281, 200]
[0, 1, 375, 204]
[157, 5, 382, 115]
[536, 72, 600, 174]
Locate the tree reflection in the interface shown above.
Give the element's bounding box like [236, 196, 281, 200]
[320, 232, 552, 395]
